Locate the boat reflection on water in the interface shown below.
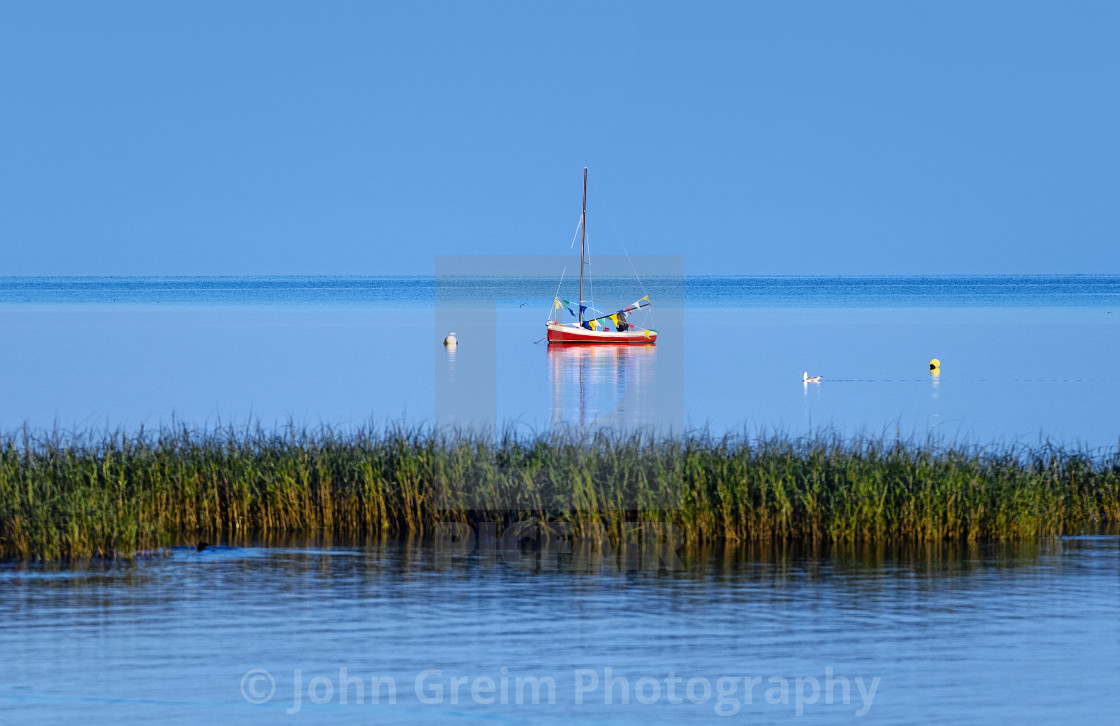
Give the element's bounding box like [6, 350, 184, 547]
[548, 344, 658, 429]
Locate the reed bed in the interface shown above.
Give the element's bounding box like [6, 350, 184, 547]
[0, 426, 1117, 559]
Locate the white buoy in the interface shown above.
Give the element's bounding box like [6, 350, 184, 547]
[802, 371, 822, 383]
[443, 332, 458, 347]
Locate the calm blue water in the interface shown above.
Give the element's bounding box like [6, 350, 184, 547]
[2, 274, 1116, 307]
[1, 275, 1117, 450]
[1, 537, 1117, 724]
[2, 276, 1119, 724]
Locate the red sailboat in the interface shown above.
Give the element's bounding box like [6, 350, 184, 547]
[546, 168, 657, 345]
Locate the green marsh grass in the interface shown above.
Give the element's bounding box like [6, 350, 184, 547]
[0, 426, 1117, 559]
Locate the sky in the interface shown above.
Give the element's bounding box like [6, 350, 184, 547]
[2, 1, 1118, 276]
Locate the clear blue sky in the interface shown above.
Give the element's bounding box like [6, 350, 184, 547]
[2, 1, 1118, 275]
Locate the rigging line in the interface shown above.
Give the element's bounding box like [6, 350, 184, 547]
[589, 179, 649, 300]
[583, 301, 650, 324]
[585, 227, 593, 306]
[569, 214, 583, 249]
[548, 266, 567, 322]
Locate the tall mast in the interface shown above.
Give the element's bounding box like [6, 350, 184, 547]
[579, 167, 587, 324]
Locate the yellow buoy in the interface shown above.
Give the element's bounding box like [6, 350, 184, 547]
[929, 358, 940, 371]
[444, 332, 458, 347]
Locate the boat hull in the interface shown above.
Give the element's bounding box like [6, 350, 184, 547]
[546, 323, 657, 345]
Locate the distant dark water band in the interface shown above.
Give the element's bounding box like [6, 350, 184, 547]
[1, 275, 1118, 307]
